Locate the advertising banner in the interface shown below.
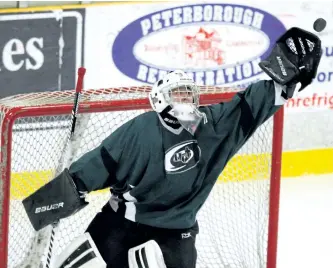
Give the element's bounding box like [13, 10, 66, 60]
[85, 1, 333, 115]
[82, 1, 333, 153]
[0, 9, 85, 98]
[85, 2, 286, 88]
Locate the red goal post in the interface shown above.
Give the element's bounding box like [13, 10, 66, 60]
[0, 85, 283, 268]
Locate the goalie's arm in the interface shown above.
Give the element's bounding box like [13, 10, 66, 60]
[229, 80, 290, 144]
[209, 79, 288, 129]
[226, 26, 322, 148]
[234, 79, 288, 127]
[205, 79, 292, 161]
[209, 26, 322, 150]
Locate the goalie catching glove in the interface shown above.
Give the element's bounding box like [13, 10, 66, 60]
[259, 27, 322, 98]
[22, 169, 88, 231]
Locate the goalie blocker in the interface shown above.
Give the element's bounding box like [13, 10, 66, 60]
[22, 169, 88, 231]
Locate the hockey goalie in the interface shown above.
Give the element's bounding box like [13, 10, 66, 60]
[22, 27, 322, 268]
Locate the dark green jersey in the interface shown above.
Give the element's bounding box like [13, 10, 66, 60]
[69, 80, 283, 229]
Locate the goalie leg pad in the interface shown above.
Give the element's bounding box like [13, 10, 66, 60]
[128, 240, 167, 268]
[22, 168, 88, 231]
[53, 232, 106, 268]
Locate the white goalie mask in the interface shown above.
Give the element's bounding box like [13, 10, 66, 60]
[149, 70, 207, 135]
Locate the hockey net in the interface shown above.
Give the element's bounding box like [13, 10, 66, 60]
[0, 86, 283, 268]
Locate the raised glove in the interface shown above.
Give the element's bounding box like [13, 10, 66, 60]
[259, 27, 322, 96]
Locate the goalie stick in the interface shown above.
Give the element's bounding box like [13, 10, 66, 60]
[15, 67, 86, 268]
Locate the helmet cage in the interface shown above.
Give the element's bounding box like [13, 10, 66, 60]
[161, 82, 200, 108]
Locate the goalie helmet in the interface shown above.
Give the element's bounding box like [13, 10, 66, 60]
[149, 70, 207, 135]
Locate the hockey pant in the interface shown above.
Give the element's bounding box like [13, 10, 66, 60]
[86, 203, 199, 268]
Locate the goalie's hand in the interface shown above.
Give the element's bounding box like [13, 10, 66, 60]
[22, 169, 89, 231]
[259, 27, 323, 97]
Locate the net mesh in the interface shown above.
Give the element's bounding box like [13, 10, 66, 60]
[0, 86, 279, 268]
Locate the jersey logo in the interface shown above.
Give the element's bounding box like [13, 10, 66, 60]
[165, 140, 201, 174]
